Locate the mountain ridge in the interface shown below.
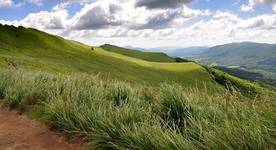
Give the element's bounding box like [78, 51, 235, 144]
[181, 42, 276, 86]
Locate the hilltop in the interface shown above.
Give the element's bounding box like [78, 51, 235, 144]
[100, 44, 175, 62]
[0, 24, 213, 87]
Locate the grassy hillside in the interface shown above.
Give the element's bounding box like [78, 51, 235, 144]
[100, 44, 175, 62]
[184, 42, 276, 86]
[0, 25, 214, 88]
[0, 25, 275, 150]
[214, 66, 276, 87]
[200, 42, 276, 67]
[0, 69, 275, 150]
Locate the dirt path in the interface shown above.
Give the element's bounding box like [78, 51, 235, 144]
[0, 105, 88, 150]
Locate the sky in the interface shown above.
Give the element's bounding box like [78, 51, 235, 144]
[0, 0, 276, 48]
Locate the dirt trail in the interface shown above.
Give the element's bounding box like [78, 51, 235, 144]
[0, 105, 88, 150]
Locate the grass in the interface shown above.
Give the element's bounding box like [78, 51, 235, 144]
[0, 25, 214, 89]
[0, 25, 268, 95]
[0, 24, 275, 149]
[100, 44, 175, 62]
[203, 66, 276, 99]
[0, 68, 275, 150]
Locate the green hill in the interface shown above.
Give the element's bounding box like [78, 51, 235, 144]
[0, 24, 213, 87]
[186, 42, 276, 86]
[200, 42, 276, 68]
[0, 25, 275, 150]
[0, 25, 269, 95]
[100, 44, 175, 62]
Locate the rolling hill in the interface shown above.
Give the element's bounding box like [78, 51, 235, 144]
[0, 24, 275, 150]
[182, 42, 276, 86]
[0, 24, 214, 88]
[100, 44, 175, 62]
[199, 42, 276, 68]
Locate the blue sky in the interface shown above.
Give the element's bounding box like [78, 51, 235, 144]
[1, 0, 276, 47]
[1, 0, 274, 20]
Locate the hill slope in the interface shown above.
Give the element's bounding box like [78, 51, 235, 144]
[0, 25, 275, 150]
[100, 44, 175, 62]
[200, 42, 276, 68]
[0, 25, 213, 87]
[184, 42, 276, 86]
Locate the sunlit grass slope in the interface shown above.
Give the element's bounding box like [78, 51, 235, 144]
[100, 44, 175, 62]
[0, 25, 213, 87]
[0, 69, 275, 150]
[0, 25, 275, 150]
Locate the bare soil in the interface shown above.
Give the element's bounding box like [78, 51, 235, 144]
[0, 105, 88, 150]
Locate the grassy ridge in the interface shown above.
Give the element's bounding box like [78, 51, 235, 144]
[0, 25, 275, 149]
[0, 25, 267, 94]
[100, 44, 175, 62]
[0, 25, 213, 88]
[0, 68, 275, 149]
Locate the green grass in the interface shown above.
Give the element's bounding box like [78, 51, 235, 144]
[100, 44, 175, 62]
[0, 25, 275, 149]
[0, 25, 213, 88]
[0, 25, 269, 95]
[0, 68, 275, 150]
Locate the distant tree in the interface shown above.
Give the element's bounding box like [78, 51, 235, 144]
[175, 57, 190, 63]
[18, 26, 25, 29]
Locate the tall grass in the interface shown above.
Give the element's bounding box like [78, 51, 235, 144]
[0, 68, 275, 150]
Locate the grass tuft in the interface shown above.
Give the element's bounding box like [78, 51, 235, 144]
[0, 68, 274, 150]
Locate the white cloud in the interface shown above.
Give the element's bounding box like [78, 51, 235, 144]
[70, 0, 124, 29]
[0, 0, 13, 8]
[0, 0, 23, 8]
[24, 10, 69, 29]
[135, 0, 195, 9]
[238, 14, 276, 29]
[27, 0, 44, 5]
[1, 0, 276, 47]
[0, 9, 69, 30]
[241, 0, 276, 12]
[69, 0, 204, 30]
[241, 4, 254, 12]
[28, 0, 94, 6]
[60, 11, 276, 48]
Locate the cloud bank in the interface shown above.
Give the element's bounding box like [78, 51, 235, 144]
[135, 0, 194, 9]
[1, 0, 276, 47]
[241, 0, 276, 12]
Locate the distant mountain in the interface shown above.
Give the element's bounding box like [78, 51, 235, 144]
[124, 46, 209, 57]
[200, 42, 276, 67]
[183, 42, 276, 86]
[166, 47, 209, 56]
